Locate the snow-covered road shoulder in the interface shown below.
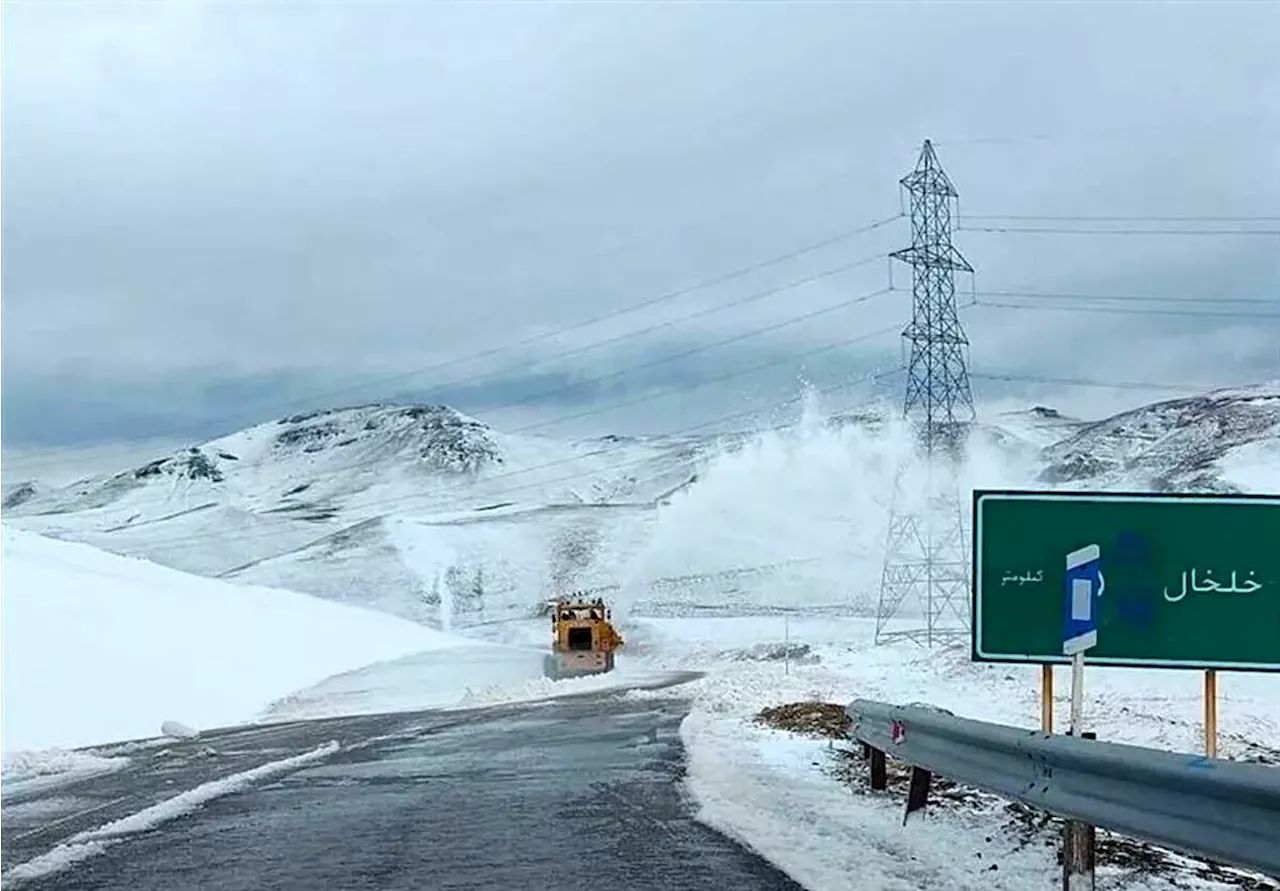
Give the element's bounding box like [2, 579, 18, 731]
[682, 709, 1275, 891]
[681, 711, 1064, 891]
[1, 750, 130, 802]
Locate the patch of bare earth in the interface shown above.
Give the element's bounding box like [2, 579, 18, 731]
[755, 701, 851, 739]
[756, 701, 1279, 891]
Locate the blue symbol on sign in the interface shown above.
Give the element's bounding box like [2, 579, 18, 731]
[1117, 594, 1156, 630]
[1111, 530, 1161, 631]
[1063, 543, 1104, 656]
[1115, 530, 1151, 566]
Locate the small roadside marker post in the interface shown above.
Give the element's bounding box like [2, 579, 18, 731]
[1061, 542, 1102, 891]
[784, 614, 791, 676]
[1204, 669, 1218, 758]
[1040, 663, 1054, 734]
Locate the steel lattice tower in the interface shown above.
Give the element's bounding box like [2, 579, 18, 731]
[873, 140, 975, 645]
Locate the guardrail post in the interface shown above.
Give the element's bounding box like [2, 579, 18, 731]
[869, 745, 887, 791]
[1062, 730, 1097, 891]
[903, 766, 932, 824]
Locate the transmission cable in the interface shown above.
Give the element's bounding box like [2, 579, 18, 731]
[92, 330, 907, 553]
[2, 213, 904, 472]
[970, 371, 1231, 393]
[21, 278, 898, 523]
[959, 225, 1280, 237]
[972, 300, 1280, 321]
[970, 289, 1280, 307]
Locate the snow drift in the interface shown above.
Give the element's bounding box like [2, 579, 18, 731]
[0, 527, 466, 753]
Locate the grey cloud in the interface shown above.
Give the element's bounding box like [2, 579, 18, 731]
[3, 1, 1278, 446]
[0, 331, 907, 448]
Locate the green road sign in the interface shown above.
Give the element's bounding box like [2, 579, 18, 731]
[972, 490, 1280, 671]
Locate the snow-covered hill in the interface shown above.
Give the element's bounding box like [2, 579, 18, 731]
[3, 403, 707, 622]
[5, 384, 1278, 629]
[12, 404, 523, 522]
[2, 480, 42, 510]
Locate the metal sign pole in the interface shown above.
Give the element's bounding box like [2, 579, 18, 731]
[1204, 669, 1219, 758]
[1069, 653, 1085, 736]
[1062, 543, 1103, 891]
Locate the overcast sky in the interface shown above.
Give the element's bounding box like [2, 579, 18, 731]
[4, 0, 1279, 460]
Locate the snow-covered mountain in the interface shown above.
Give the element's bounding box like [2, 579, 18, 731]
[1037, 384, 1280, 492]
[2, 403, 707, 623]
[5, 384, 1277, 628]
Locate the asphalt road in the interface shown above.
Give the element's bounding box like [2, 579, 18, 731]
[2, 677, 805, 891]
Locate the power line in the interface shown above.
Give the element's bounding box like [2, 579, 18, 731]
[34, 358, 1244, 560]
[21, 359, 1252, 562]
[85, 357, 908, 555]
[973, 300, 1280, 320]
[959, 225, 1280, 236]
[961, 214, 1280, 223]
[19, 359, 1247, 558]
[500, 286, 895, 436]
[30, 307, 904, 530]
[970, 371, 1226, 393]
[929, 115, 1280, 150]
[3, 213, 905, 471]
[462, 254, 891, 432]
[971, 289, 1280, 307]
[432, 251, 889, 401]
[268, 313, 894, 512]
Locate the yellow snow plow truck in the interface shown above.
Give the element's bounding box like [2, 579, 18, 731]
[543, 594, 624, 680]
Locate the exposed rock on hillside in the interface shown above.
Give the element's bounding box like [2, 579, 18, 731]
[1038, 385, 1280, 492]
[273, 404, 501, 474]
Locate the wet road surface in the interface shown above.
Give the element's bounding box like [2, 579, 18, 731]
[3, 678, 804, 891]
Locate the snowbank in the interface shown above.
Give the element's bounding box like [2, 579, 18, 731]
[0, 527, 467, 753]
[0, 748, 130, 804]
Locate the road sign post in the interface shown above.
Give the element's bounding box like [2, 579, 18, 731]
[1040, 664, 1054, 733]
[1063, 543, 1103, 735]
[1062, 542, 1103, 891]
[1204, 669, 1218, 758]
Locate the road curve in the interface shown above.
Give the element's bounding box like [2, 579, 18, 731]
[3, 680, 804, 891]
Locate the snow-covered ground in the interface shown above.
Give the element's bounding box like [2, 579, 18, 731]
[0, 527, 468, 755]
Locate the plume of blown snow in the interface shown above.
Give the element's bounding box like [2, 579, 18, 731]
[610, 390, 1039, 620]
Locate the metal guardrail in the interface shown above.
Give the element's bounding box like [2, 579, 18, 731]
[846, 699, 1280, 880]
